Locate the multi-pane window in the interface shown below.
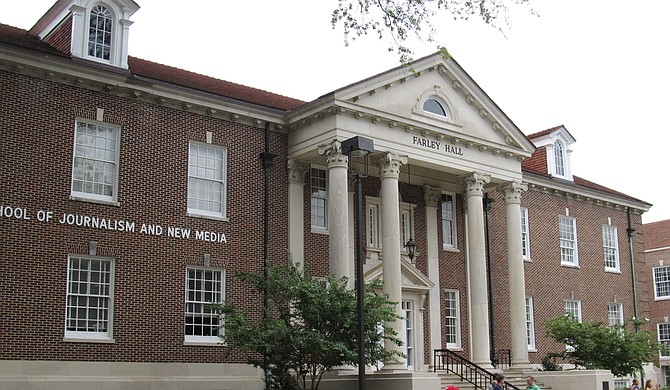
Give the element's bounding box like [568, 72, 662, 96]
[608, 303, 624, 328]
[400, 209, 411, 249]
[188, 143, 227, 218]
[659, 323, 670, 358]
[65, 256, 114, 339]
[564, 299, 582, 322]
[653, 266, 670, 300]
[554, 140, 565, 177]
[559, 216, 578, 266]
[526, 296, 536, 349]
[614, 380, 630, 390]
[444, 289, 461, 348]
[367, 203, 379, 248]
[185, 268, 224, 342]
[441, 194, 456, 249]
[521, 207, 530, 260]
[603, 225, 620, 271]
[401, 301, 414, 368]
[71, 120, 119, 202]
[88, 5, 113, 60]
[310, 167, 327, 229]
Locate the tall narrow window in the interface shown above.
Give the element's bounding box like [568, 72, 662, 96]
[653, 266, 670, 300]
[71, 120, 119, 202]
[310, 167, 327, 229]
[441, 194, 456, 249]
[659, 323, 670, 358]
[88, 5, 113, 60]
[554, 140, 565, 177]
[65, 256, 114, 340]
[525, 296, 536, 350]
[188, 143, 227, 218]
[185, 268, 224, 343]
[400, 209, 411, 249]
[559, 216, 578, 266]
[444, 289, 461, 348]
[608, 303, 624, 328]
[521, 207, 530, 260]
[603, 225, 620, 272]
[367, 203, 379, 248]
[401, 301, 414, 368]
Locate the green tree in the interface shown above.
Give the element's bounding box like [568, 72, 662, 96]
[215, 261, 403, 390]
[331, 0, 536, 64]
[545, 315, 663, 377]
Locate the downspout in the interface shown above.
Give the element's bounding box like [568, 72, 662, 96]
[484, 193, 496, 366]
[259, 122, 276, 390]
[627, 208, 638, 328]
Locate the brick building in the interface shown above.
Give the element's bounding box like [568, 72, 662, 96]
[645, 219, 670, 385]
[0, 1, 653, 389]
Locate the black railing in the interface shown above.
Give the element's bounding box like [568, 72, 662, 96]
[433, 349, 520, 390]
[493, 349, 511, 370]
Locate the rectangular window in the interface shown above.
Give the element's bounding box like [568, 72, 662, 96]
[400, 209, 411, 248]
[658, 323, 670, 358]
[526, 296, 536, 350]
[521, 207, 530, 260]
[367, 203, 379, 248]
[564, 299, 582, 322]
[653, 266, 670, 300]
[185, 268, 224, 343]
[614, 380, 630, 390]
[608, 303, 624, 328]
[559, 216, 578, 266]
[71, 120, 119, 202]
[441, 194, 456, 249]
[188, 143, 227, 218]
[310, 167, 327, 229]
[603, 225, 620, 272]
[444, 289, 461, 348]
[65, 256, 114, 340]
[401, 301, 414, 368]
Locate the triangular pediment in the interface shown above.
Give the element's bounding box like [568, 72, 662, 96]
[365, 258, 434, 293]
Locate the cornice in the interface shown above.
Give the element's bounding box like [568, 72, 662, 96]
[0, 44, 287, 133]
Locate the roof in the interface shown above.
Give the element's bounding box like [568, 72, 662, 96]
[644, 219, 670, 250]
[526, 125, 564, 140]
[0, 22, 305, 112]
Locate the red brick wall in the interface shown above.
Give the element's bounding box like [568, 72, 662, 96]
[43, 15, 72, 55]
[646, 246, 670, 354]
[0, 70, 288, 363]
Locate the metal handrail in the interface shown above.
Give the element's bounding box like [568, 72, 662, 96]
[433, 349, 520, 390]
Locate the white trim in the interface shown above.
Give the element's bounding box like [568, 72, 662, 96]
[525, 296, 536, 350]
[521, 207, 531, 261]
[184, 267, 225, 343]
[187, 142, 228, 220]
[559, 216, 579, 266]
[653, 266, 670, 300]
[441, 193, 458, 250]
[444, 289, 461, 348]
[310, 165, 328, 230]
[603, 224, 620, 272]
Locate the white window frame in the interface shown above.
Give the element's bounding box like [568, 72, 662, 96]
[603, 225, 620, 272]
[399, 202, 415, 253]
[559, 216, 579, 266]
[65, 255, 114, 341]
[521, 207, 531, 260]
[185, 267, 225, 344]
[187, 142, 228, 219]
[70, 119, 120, 204]
[310, 166, 328, 230]
[613, 379, 630, 390]
[422, 97, 451, 119]
[441, 193, 457, 250]
[608, 302, 624, 328]
[444, 289, 461, 348]
[554, 140, 566, 177]
[653, 266, 670, 300]
[659, 323, 670, 358]
[526, 296, 536, 350]
[564, 299, 582, 322]
[401, 300, 414, 369]
[87, 4, 114, 62]
[366, 197, 381, 249]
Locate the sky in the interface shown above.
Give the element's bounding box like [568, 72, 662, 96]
[3, 0, 669, 223]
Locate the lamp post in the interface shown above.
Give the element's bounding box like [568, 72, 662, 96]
[341, 136, 374, 390]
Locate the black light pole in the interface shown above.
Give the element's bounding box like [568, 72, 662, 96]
[342, 136, 374, 390]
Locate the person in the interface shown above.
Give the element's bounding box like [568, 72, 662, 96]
[526, 375, 541, 390]
[493, 374, 505, 390]
[644, 379, 655, 390]
[631, 379, 640, 390]
[487, 379, 497, 390]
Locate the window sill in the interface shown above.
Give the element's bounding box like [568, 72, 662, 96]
[605, 269, 622, 274]
[183, 341, 224, 347]
[442, 247, 460, 253]
[523, 258, 532, 262]
[446, 347, 462, 351]
[69, 195, 119, 207]
[310, 227, 329, 235]
[63, 337, 115, 343]
[528, 348, 537, 353]
[187, 212, 228, 222]
[560, 263, 580, 269]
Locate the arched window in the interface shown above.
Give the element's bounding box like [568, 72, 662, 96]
[423, 98, 449, 118]
[554, 140, 565, 177]
[88, 5, 113, 60]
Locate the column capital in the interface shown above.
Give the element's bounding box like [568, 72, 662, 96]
[318, 139, 348, 169]
[287, 159, 309, 184]
[461, 172, 490, 197]
[498, 181, 528, 204]
[424, 185, 443, 207]
[374, 152, 407, 180]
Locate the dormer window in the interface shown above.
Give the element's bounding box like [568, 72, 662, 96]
[423, 98, 451, 118]
[526, 125, 575, 181]
[88, 5, 113, 61]
[554, 140, 565, 177]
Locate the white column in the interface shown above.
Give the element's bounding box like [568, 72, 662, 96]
[499, 181, 531, 369]
[424, 185, 443, 367]
[287, 159, 308, 272]
[376, 152, 407, 370]
[318, 140, 350, 280]
[462, 172, 492, 368]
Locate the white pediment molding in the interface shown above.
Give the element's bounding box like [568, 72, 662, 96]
[365, 258, 435, 293]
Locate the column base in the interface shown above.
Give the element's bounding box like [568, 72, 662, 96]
[379, 362, 408, 372]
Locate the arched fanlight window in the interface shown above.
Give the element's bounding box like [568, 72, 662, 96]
[423, 98, 450, 118]
[554, 140, 565, 177]
[88, 5, 113, 60]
